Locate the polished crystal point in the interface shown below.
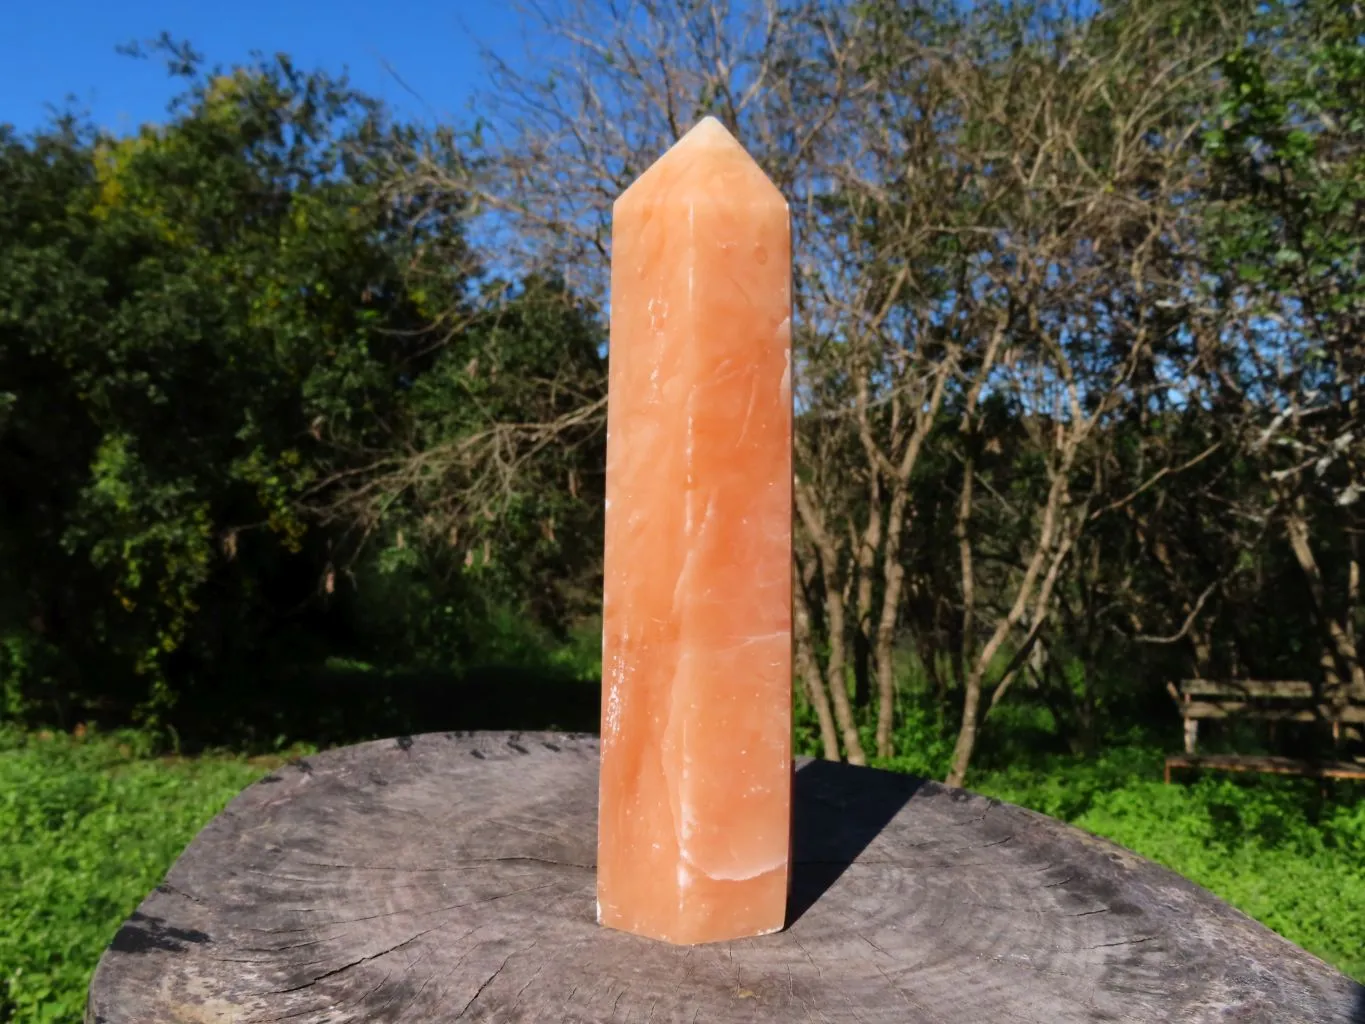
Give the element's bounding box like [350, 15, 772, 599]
[597, 117, 793, 945]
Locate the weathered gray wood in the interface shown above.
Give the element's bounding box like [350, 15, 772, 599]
[87, 731, 1364, 1024]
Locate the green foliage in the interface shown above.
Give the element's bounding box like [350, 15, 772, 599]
[976, 751, 1365, 981]
[0, 55, 423, 720]
[351, 274, 607, 654]
[0, 727, 271, 1022]
[1203, 0, 1365, 305]
[0, 44, 612, 743]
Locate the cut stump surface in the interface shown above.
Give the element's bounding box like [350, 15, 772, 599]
[87, 731, 1364, 1023]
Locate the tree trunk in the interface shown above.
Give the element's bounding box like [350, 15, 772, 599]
[852, 630, 873, 709]
[950, 454, 1076, 785]
[1348, 536, 1359, 679]
[947, 663, 985, 787]
[874, 482, 911, 758]
[947, 456, 978, 787]
[795, 487, 867, 764]
[1285, 508, 1363, 690]
[794, 565, 841, 761]
[1143, 519, 1216, 676]
[853, 476, 881, 710]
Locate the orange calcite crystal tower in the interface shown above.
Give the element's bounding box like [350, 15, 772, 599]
[597, 118, 793, 945]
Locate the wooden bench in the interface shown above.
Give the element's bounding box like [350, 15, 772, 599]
[1166, 678, 1365, 783]
[1164, 753, 1365, 784]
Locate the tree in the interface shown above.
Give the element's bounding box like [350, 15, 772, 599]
[1197, 0, 1365, 700]
[383, 0, 1311, 780]
[0, 45, 472, 723]
[300, 274, 608, 640]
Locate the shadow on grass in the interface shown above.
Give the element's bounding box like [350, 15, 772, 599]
[172, 663, 600, 753]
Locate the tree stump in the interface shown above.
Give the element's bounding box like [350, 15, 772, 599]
[87, 731, 1363, 1023]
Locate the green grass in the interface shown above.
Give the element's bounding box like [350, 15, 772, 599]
[0, 728, 275, 1023]
[971, 746, 1365, 983]
[2, 727, 1361, 1022]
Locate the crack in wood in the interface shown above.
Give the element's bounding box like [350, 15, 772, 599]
[276, 881, 559, 928]
[267, 918, 450, 992]
[451, 955, 511, 1020]
[1085, 935, 1158, 950]
[290, 856, 592, 873]
[507, 960, 544, 1016]
[156, 883, 205, 905]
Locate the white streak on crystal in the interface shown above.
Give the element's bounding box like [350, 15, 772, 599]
[712, 630, 787, 654]
[686, 412, 695, 472]
[680, 791, 698, 841]
[679, 850, 785, 883]
[672, 550, 692, 613]
[696, 495, 715, 538]
[647, 297, 669, 332]
[603, 658, 625, 741]
[779, 336, 792, 401]
[737, 375, 759, 446]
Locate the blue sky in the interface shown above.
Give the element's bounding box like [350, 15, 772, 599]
[1, 1, 525, 135]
